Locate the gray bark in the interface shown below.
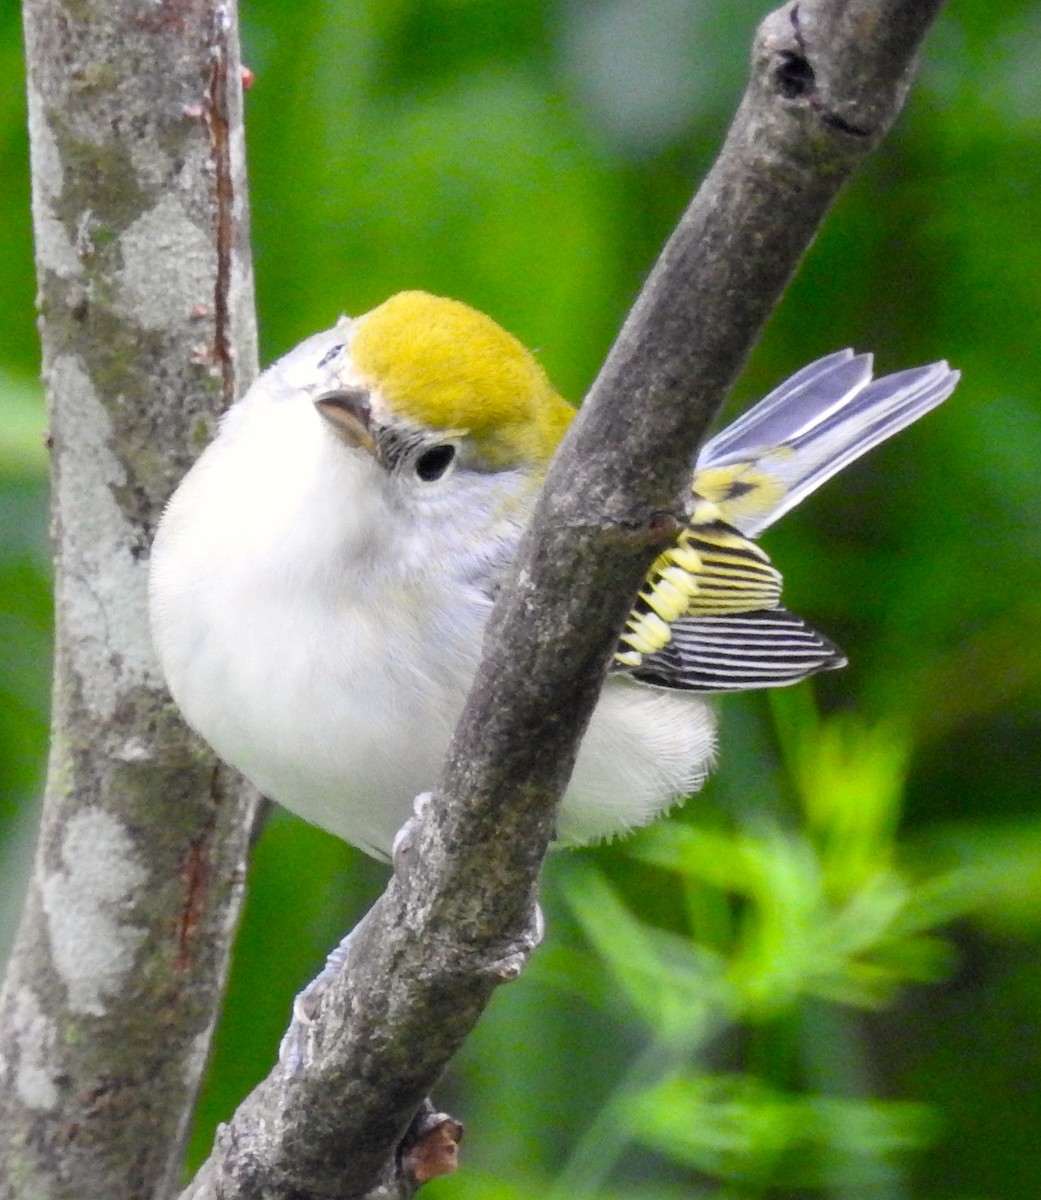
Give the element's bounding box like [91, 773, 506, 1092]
[0, 2, 259, 1198]
[179, 1, 949, 1198]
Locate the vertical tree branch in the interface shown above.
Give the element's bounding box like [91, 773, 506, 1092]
[0, 3, 258, 1198]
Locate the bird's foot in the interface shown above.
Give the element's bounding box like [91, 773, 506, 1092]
[489, 899, 545, 981]
[392, 790, 434, 880]
[278, 928, 355, 1075]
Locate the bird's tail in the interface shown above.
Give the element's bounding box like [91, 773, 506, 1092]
[693, 351, 960, 538]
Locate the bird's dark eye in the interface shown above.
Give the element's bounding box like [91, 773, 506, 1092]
[414, 443, 456, 482]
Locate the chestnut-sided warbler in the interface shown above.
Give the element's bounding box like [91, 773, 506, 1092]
[149, 292, 958, 859]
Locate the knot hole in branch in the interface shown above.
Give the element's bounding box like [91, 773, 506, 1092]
[771, 10, 872, 138]
[776, 49, 815, 99]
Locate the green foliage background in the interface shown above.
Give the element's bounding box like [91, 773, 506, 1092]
[3, 1, 1040, 1196]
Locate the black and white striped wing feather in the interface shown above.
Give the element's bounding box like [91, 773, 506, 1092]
[624, 608, 846, 693]
[611, 501, 844, 694]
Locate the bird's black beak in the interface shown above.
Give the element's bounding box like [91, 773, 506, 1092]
[315, 388, 376, 454]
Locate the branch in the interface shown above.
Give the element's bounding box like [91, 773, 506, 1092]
[179, 1, 949, 1197]
[0, 3, 259, 1197]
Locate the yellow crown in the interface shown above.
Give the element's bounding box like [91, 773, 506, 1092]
[350, 291, 574, 468]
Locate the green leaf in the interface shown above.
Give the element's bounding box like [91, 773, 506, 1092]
[630, 1073, 939, 1188]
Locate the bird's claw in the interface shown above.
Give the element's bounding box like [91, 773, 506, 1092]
[392, 790, 434, 880]
[489, 900, 545, 980]
[278, 929, 355, 1074]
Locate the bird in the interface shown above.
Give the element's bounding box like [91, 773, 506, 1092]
[149, 291, 958, 861]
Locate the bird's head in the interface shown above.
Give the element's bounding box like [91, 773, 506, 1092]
[197, 293, 575, 577]
[313, 291, 575, 487]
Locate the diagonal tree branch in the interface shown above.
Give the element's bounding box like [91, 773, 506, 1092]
[181, 1, 949, 1198]
[0, 3, 259, 1198]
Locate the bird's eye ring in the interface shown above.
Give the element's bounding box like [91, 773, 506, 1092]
[414, 443, 457, 482]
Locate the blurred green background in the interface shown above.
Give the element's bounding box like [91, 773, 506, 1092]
[3, 1, 1041, 1196]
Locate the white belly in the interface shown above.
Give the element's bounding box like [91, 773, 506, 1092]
[160, 581, 715, 858]
[159, 581, 481, 858]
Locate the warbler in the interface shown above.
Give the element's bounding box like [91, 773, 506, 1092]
[149, 291, 957, 859]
